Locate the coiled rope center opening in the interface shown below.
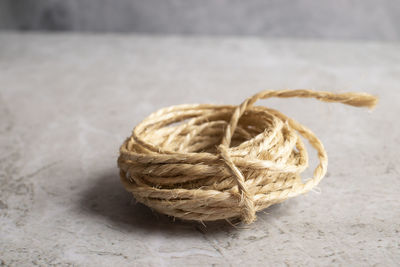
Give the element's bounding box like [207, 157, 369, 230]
[118, 89, 377, 224]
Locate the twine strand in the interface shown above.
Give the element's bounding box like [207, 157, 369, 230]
[118, 89, 377, 224]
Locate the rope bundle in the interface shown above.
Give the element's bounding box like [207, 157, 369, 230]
[118, 89, 377, 224]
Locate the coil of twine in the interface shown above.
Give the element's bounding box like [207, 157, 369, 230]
[118, 89, 377, 224]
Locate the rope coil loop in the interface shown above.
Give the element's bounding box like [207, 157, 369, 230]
[118, 89, 377, 224]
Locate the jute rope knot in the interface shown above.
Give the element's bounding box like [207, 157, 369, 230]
[118, 89, 377, 224]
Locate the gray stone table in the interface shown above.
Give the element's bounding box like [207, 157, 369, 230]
[0, 33, 399, 266]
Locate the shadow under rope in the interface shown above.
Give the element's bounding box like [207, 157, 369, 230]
[78, 169, 297, 236]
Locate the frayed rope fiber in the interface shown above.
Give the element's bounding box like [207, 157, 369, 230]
[118, 89, 377, 224]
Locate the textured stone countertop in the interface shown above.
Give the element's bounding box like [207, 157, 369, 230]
[0, 33, 399, 266]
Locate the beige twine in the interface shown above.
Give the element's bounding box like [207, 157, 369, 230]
[118, 89, 377, 224]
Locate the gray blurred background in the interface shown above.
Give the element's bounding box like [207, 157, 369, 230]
[1, 0, 400, 41]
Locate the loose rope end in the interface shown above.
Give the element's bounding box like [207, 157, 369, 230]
[346, 92, 378, 110]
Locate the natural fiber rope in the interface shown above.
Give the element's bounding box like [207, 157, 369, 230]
[118, 89, 377, 224]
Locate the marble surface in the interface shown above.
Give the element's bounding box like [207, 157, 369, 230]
[0, 33, 399, 266]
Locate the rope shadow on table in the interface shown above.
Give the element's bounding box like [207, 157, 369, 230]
[77, 169, 299, 235]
